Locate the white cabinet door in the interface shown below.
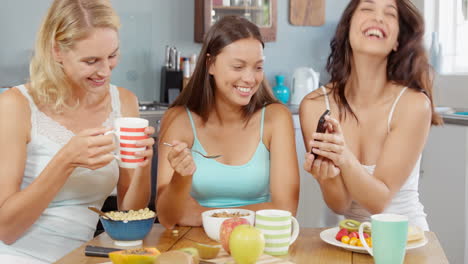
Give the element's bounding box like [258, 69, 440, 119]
[419, 124, 468, 264]
[293, 115, 342, 228]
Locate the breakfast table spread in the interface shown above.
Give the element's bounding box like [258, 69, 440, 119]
[54, 224, 449, 264]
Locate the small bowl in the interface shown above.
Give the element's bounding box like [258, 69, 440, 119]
[202, 209, 255, 242]
[100, 216, 155, 246]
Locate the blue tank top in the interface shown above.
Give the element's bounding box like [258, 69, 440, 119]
[186, 107, 271, 208]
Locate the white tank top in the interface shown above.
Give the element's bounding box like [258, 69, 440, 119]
[321, 86, 428, 231]
[0, 85, 121, 263]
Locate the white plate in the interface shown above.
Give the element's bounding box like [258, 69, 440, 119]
[320, 227, 428, 254]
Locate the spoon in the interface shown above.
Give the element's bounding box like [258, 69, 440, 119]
[88, 206, 114, 221]
[162, 142, 222, 159]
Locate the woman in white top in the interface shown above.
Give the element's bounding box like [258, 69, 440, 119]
[0, 0, 155, 263]
[300, 0, 442, 231]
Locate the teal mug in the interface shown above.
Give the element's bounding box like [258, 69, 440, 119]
[358, 214, 408, 264]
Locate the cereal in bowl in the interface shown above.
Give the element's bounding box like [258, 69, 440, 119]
[211, 211, 249, 218]
[105, 208, 156, 221]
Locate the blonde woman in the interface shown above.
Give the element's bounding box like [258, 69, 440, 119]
[0, 0, 155, 263]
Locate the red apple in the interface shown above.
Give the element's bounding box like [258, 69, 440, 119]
[220, 217, 250, 253]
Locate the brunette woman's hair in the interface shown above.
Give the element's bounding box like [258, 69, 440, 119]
[326, 0, 442, 125]
[170, 15, 277, 123]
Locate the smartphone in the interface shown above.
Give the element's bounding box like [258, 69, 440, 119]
[310, 109, 330, 155]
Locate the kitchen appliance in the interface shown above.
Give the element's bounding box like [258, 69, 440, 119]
[290, 67, 320, 106]
[160, 46, 183, 104]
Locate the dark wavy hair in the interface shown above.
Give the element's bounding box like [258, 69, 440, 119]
[326, 0, 442, 125]
[171, 16, 277, 123]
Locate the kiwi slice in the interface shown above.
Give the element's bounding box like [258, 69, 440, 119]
[339, 219, 361, 232]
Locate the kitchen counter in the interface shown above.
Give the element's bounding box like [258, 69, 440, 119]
[441, 114, 468, 126]
[438, 107, 468, 126]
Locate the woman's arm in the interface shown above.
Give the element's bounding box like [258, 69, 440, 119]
[299, 90, 352, 214]
[261, 104, 300, 214]
[311, 91, 432, 214]
[0, 89, 114, 244]
[115, 87, 153, 210]
[156, 107, 197, 229]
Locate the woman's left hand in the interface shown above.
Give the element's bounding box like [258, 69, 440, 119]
[134, 126, 156, 167]
[310, 116, 355, 168]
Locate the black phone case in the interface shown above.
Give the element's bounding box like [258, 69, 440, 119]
[311, 109, 330, 155]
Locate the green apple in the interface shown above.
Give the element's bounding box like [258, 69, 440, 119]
[229, 225, 265, 264]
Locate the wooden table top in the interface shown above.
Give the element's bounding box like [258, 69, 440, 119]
[54, 224, 449, 264]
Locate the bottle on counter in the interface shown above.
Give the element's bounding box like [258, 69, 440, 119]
[272, 75, 290, 104]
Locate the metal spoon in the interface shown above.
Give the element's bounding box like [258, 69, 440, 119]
[88, 206, 115, 221]
[162, 142, 222, 159]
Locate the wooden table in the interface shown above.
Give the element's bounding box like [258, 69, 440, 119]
[55, 224, 449, 264]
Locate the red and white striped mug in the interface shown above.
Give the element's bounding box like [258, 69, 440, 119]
[105, 117, 149, 168]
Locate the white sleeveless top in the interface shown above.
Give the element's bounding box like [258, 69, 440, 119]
[321, 86, 428, 231]
[0, 85, 121, 263]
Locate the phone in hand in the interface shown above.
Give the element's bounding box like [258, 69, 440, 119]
[310, 109, 330, 155]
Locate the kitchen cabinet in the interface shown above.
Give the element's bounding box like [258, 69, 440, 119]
[419, 124, 468, 264]
[194, 0, 277, 42]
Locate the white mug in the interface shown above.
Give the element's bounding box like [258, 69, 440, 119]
[105, 117, 148, 168]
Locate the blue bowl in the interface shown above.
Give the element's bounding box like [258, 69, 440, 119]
[100, 216, 155, 241]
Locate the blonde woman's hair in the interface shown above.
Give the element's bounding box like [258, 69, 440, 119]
[29, 0, 120, 111]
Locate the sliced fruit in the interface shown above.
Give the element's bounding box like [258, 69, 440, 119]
[339, 219, 361, 232]
[194, 243, 221, 259]
[349, 237, 358, 246]
[341, 235, 350, 244]
[108, 247, 161, 264]
[335, 228, 349, 241]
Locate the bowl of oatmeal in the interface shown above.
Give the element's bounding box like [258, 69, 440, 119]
[201, 208, 255, 242]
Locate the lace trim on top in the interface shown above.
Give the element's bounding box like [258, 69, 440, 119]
[18, 85, 121, 146]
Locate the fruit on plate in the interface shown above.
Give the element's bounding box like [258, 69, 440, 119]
[178, 247, 200, 264]
[335, 228, 349, 241]
[154, 251, 194, 264]
[229, 224, 265, 264]
[339, 219, 361, 232]
[108, 247, 161, 264]
[193, 242, 221, 259]
[348, 231, 359, 239]
[220, 217, 250, 253]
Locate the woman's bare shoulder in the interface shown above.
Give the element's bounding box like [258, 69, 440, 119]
[159, 106, 194, 141]
[0, 87, 30, 115]
[116, 86, 139, 116]
[300, 84, 331, 117]
[264, 103, 293, 125]
[392, 86, 432, 126]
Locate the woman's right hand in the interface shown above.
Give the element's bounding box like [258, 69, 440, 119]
[66, 127, 116, 170]
[304, 152, 340, 181]
[167, 140, 196, 177]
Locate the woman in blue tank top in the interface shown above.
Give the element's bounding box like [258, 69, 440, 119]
[156, 16, 300, 228]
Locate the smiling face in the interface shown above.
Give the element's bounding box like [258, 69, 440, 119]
[349, 0, 400, 57]
[208, 37, 264, 107]
[55, 27, 120, 94]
